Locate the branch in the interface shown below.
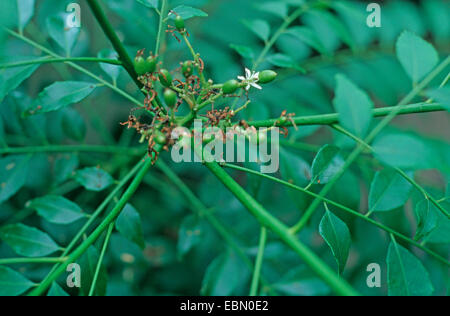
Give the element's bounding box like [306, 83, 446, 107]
[248, 102, 446, 128]
[0, 145, 144, 156]
[0, 57, 122, 69]
[222, 163, 450, 267]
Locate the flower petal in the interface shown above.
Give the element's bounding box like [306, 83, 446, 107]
[237, 76, 245, 81]
[251, 83, 262, 90]
[245, 68, 251, 78]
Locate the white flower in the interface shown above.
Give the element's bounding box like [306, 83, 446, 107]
[238, 68, 262, 91]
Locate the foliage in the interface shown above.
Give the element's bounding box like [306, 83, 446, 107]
[0, 0, 449, 297]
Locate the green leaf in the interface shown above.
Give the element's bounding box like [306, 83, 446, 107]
[267, 54, 305, 72]
[75, 167, 114, 192]
[0, 266, 35, 296]
[0, 155, 31, 203]
[201, 251, 249, 296]
[97, 49, 121, 81]
[46, 14, 80, 55]
[53, 155, 79, 184]
[372, 133, 429, 170]
[135, 0, 158, 9]
[168, 5, 208, 20]
[0, 60, 39, 102]
[17, 0, 36, 31]
[396, 31, 439, 83]
[257, 2, 288, 19]
[177, 215, 203, 258]
[78, 246, 107, 296]
[286, 26, 326, 54]
[242, 19, 270, 42]
[414, 200, 438, 241]
[280, 149, 311, 187]
[368, 168, 412, 212]
[427, 86, 450, 112]
[61, 108, 86, 141]
[47, 282, 69, 296]
[426, 203, 450, 244]
[26, 81, 96, 116]
[115, 204, 145, 250]
[333, 74, 374, 138]
[319, 208, 351, 274]
[27, 195, 85, 225]
[387, 240, 434, 296]
[311, 145, 344, 184]
[229, 44, 255, 60]
[0, 224, 60, 257]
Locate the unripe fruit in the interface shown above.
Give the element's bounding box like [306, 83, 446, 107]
[154, 130, 167, 145]
[222, 80, 239, 94]
[258, 70, 277, 84]
[144, 56, 157, 74]
[159, 69, 173, 87]
[175, 16, 185, 31]
[134, 56, 147, 76]
[163, 89, 177, 108]
[182, 61, 193, 78]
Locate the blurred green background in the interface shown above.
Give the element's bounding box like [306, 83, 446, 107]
[0, 0, 449, 296]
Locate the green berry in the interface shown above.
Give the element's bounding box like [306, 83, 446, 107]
[154, 130, 167, 145]
[144, 56, 157, 74]
[222, 80, 239, 94]
[182, 61, 193, 78]
[134, 56, 147, 76]
[175, 16, 185, 31]
[159, 69, 173, 87]
[258, 70, 277, 84]
[163, 89, 177, 108]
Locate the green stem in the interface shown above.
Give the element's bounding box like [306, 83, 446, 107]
[250, 227, 267, 296]
[86, 0, 140, 88]
[6, 29, 146, 110]
[156, 160, 276, 294]
[0, 57, 122, 69]
[35, 158, 146, 293]
[0, 145, 144, 156]
[0, 257, 68, 265]
[332, 124, 449, 219]
[29, 157, 153, 296]
[291, 56, 450, 233]
[155, 0, 168, 56]
[204, 160, 359, 296]
[88, 223, 114, 296]
[248, 102, 446, 128]
[222, 163, 450, 267]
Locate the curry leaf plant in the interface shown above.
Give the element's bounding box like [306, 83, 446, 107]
[0, 0, 449, 297]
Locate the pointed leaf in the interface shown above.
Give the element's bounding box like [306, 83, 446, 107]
[311, 145, 344, 184]
[427, 86, 450, 112]
[135, 0, 158, 9]
[229, 44, 255, 60]
[242, 19, 270, 42]
[0, 155, 31, 203]
[16, 0, 36, 31]
[46, 14, 80, 55]
[414, 200, 438, 241]
[0, 59, 39, 102]
[61, 108, 86, 141]
[369, 168, 412, 212]
[333, 74, 373, 138]
[115, 204, 145, 250]
[168, 5, 208, 20]
[319, 209, 351, 274]
[396, 31, 439, 83]
[267, 54, 305, 72]
[26, 81, 96, 116]
[78, 246, 107, 296]
[287, 26, 326, 54]
[27, 195, 85, 225]
[280, 149, 311, 187]
[75, 167, 114, 192]
[0, 224, 60, 257]
[0, 266, 35, 296]
[177, 215, 203, 258]
[387, 241, 434, 296]
[257, 2, 288, 19]
[47, 282, 69, 296]
[97, 49, 121, 81]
